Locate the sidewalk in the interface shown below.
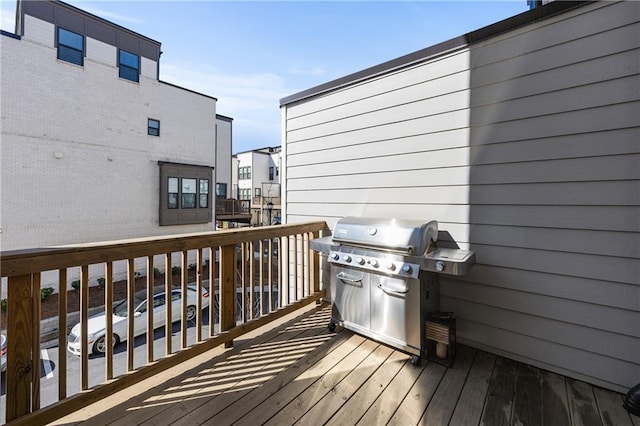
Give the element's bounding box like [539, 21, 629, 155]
[35, 306, 105, 349]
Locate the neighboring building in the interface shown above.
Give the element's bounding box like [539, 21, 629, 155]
[1, 0, 231, 253]
[215, 114, 233, 202]
[234, 147, 281, 226]
[280, 1, 639, 394]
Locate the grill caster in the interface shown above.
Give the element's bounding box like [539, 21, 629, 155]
[410, 355, 422, 366]
[328, 322, 337, 332]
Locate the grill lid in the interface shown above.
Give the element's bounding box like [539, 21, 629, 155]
[331, 216, 438, 255]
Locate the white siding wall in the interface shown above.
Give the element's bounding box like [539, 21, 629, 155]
[22, 15, 53, 47]
[282, 1, 639, 393]
[86, 38, 115, 66]
[1, 24, 216, 252]
[215, 118, 233, 198]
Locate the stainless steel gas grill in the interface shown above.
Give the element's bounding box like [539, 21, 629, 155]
[310, 216, 475, 365]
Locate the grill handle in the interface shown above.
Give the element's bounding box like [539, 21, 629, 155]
[336, 271, 363, 284]
[377, 283, 409, 296]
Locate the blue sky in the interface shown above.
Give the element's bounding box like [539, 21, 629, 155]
[1, 1, 527, 153]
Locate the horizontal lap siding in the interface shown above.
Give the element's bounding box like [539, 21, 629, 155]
[283, 1, 640, 392]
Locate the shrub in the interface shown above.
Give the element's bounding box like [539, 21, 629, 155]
[71, 280, 80, 291]
[1, 299, 6, 312]
[41, 287, 55, 302]
[188, 263, 197, 271]
[96, 277, 105, 289]
[172, 266, 181, 275]
[154, 267, 162, 276]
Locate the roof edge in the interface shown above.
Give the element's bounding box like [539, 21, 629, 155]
[280, 1, 590, 107]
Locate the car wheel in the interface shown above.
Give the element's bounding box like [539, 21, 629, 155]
[186, 305, 197, 322]
[92, 334, 119, 354]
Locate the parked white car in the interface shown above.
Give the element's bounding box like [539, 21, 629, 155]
[1, 334, 6, 372]
[68, 283, 209, 355]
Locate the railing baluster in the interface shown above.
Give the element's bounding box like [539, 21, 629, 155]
[209, 246, 216, 337]
[105, 262, 114, 380]
[181, 250, 188, 350]
[311, 231, 321, 294]
[126, 259, 135, 372]
[292, 234, 298, 303]
[196, 248, 203, 342]
[58, 269, 67, 400]
[146, 256, 154, 363]
[31, 272, 41, 411]
[80, 265, 89, 390]
[249, 240, 255, 320]
[241, 242, 247, 323]
[219, 244, 236, 348]
[268, 238, 273, 314]
[164, 253, 172, 356]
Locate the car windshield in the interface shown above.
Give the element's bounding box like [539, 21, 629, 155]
[113, 291, 148, 317]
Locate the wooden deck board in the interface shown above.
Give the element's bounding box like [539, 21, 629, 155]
[448, 350, 496, 426]
[541, 370, 572, 426]
[51, 304, 632, 426]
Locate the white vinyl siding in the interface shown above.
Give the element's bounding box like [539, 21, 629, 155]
[22, 15, 54, 47]
[282, 1, 640, 393]
[86, 37, 116, 66]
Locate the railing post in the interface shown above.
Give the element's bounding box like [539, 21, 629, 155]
[6, 274, 35, 421]
[219, 243, 236, 348]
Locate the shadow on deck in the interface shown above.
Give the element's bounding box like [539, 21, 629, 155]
[52, 304, 636, 426]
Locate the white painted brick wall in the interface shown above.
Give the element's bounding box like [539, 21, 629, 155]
[1, 28, 217, 256]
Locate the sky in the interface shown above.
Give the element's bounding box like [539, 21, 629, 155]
[1, 0, 528, 154]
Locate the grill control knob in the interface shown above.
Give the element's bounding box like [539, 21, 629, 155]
[330, 252, 339, 261]
[435, 261, 446, 272]
[402, 264, 413, 274]
[387, 262, 396, 271]
[343, 255, 352, 263]
[356, 257, 365, 265]
[368, 259, 379, 268]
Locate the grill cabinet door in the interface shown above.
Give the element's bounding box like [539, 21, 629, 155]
[331, 267, 370, 329]
[370, 275, 421, 352]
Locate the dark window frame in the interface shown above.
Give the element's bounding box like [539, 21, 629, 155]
[119, 49, 140, 83]
[57, 27, 84, 66]
[148, 119, 160, 136]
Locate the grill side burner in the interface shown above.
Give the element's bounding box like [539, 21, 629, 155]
[311, 216, 476, 365]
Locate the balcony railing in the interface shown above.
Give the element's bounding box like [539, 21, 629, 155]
[215, 198, 250, 215]
[0, 221, 328, 424]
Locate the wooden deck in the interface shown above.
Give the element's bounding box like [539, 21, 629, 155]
[52, 304, 637, 426]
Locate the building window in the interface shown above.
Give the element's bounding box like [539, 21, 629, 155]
[181, 178, 197, 208]
[255, 188, 261, 197]
[148, 119, 160, 136]
[119, 49, 139, 82]
[168, 177, 179, 209]
[239, 188, 251, 201]
[216, 183, 227, 198]
[239, 166, 251, 180]
[57, 27, 84, 66]
[159, 162, 213, 225]
[199, 179, 209, 208]
[269, 166, 274, 180]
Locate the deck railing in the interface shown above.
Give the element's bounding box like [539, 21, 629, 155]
[0, 221, 328, 424]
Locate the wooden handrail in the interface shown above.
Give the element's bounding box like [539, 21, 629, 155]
[1, 221, 329, 423]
